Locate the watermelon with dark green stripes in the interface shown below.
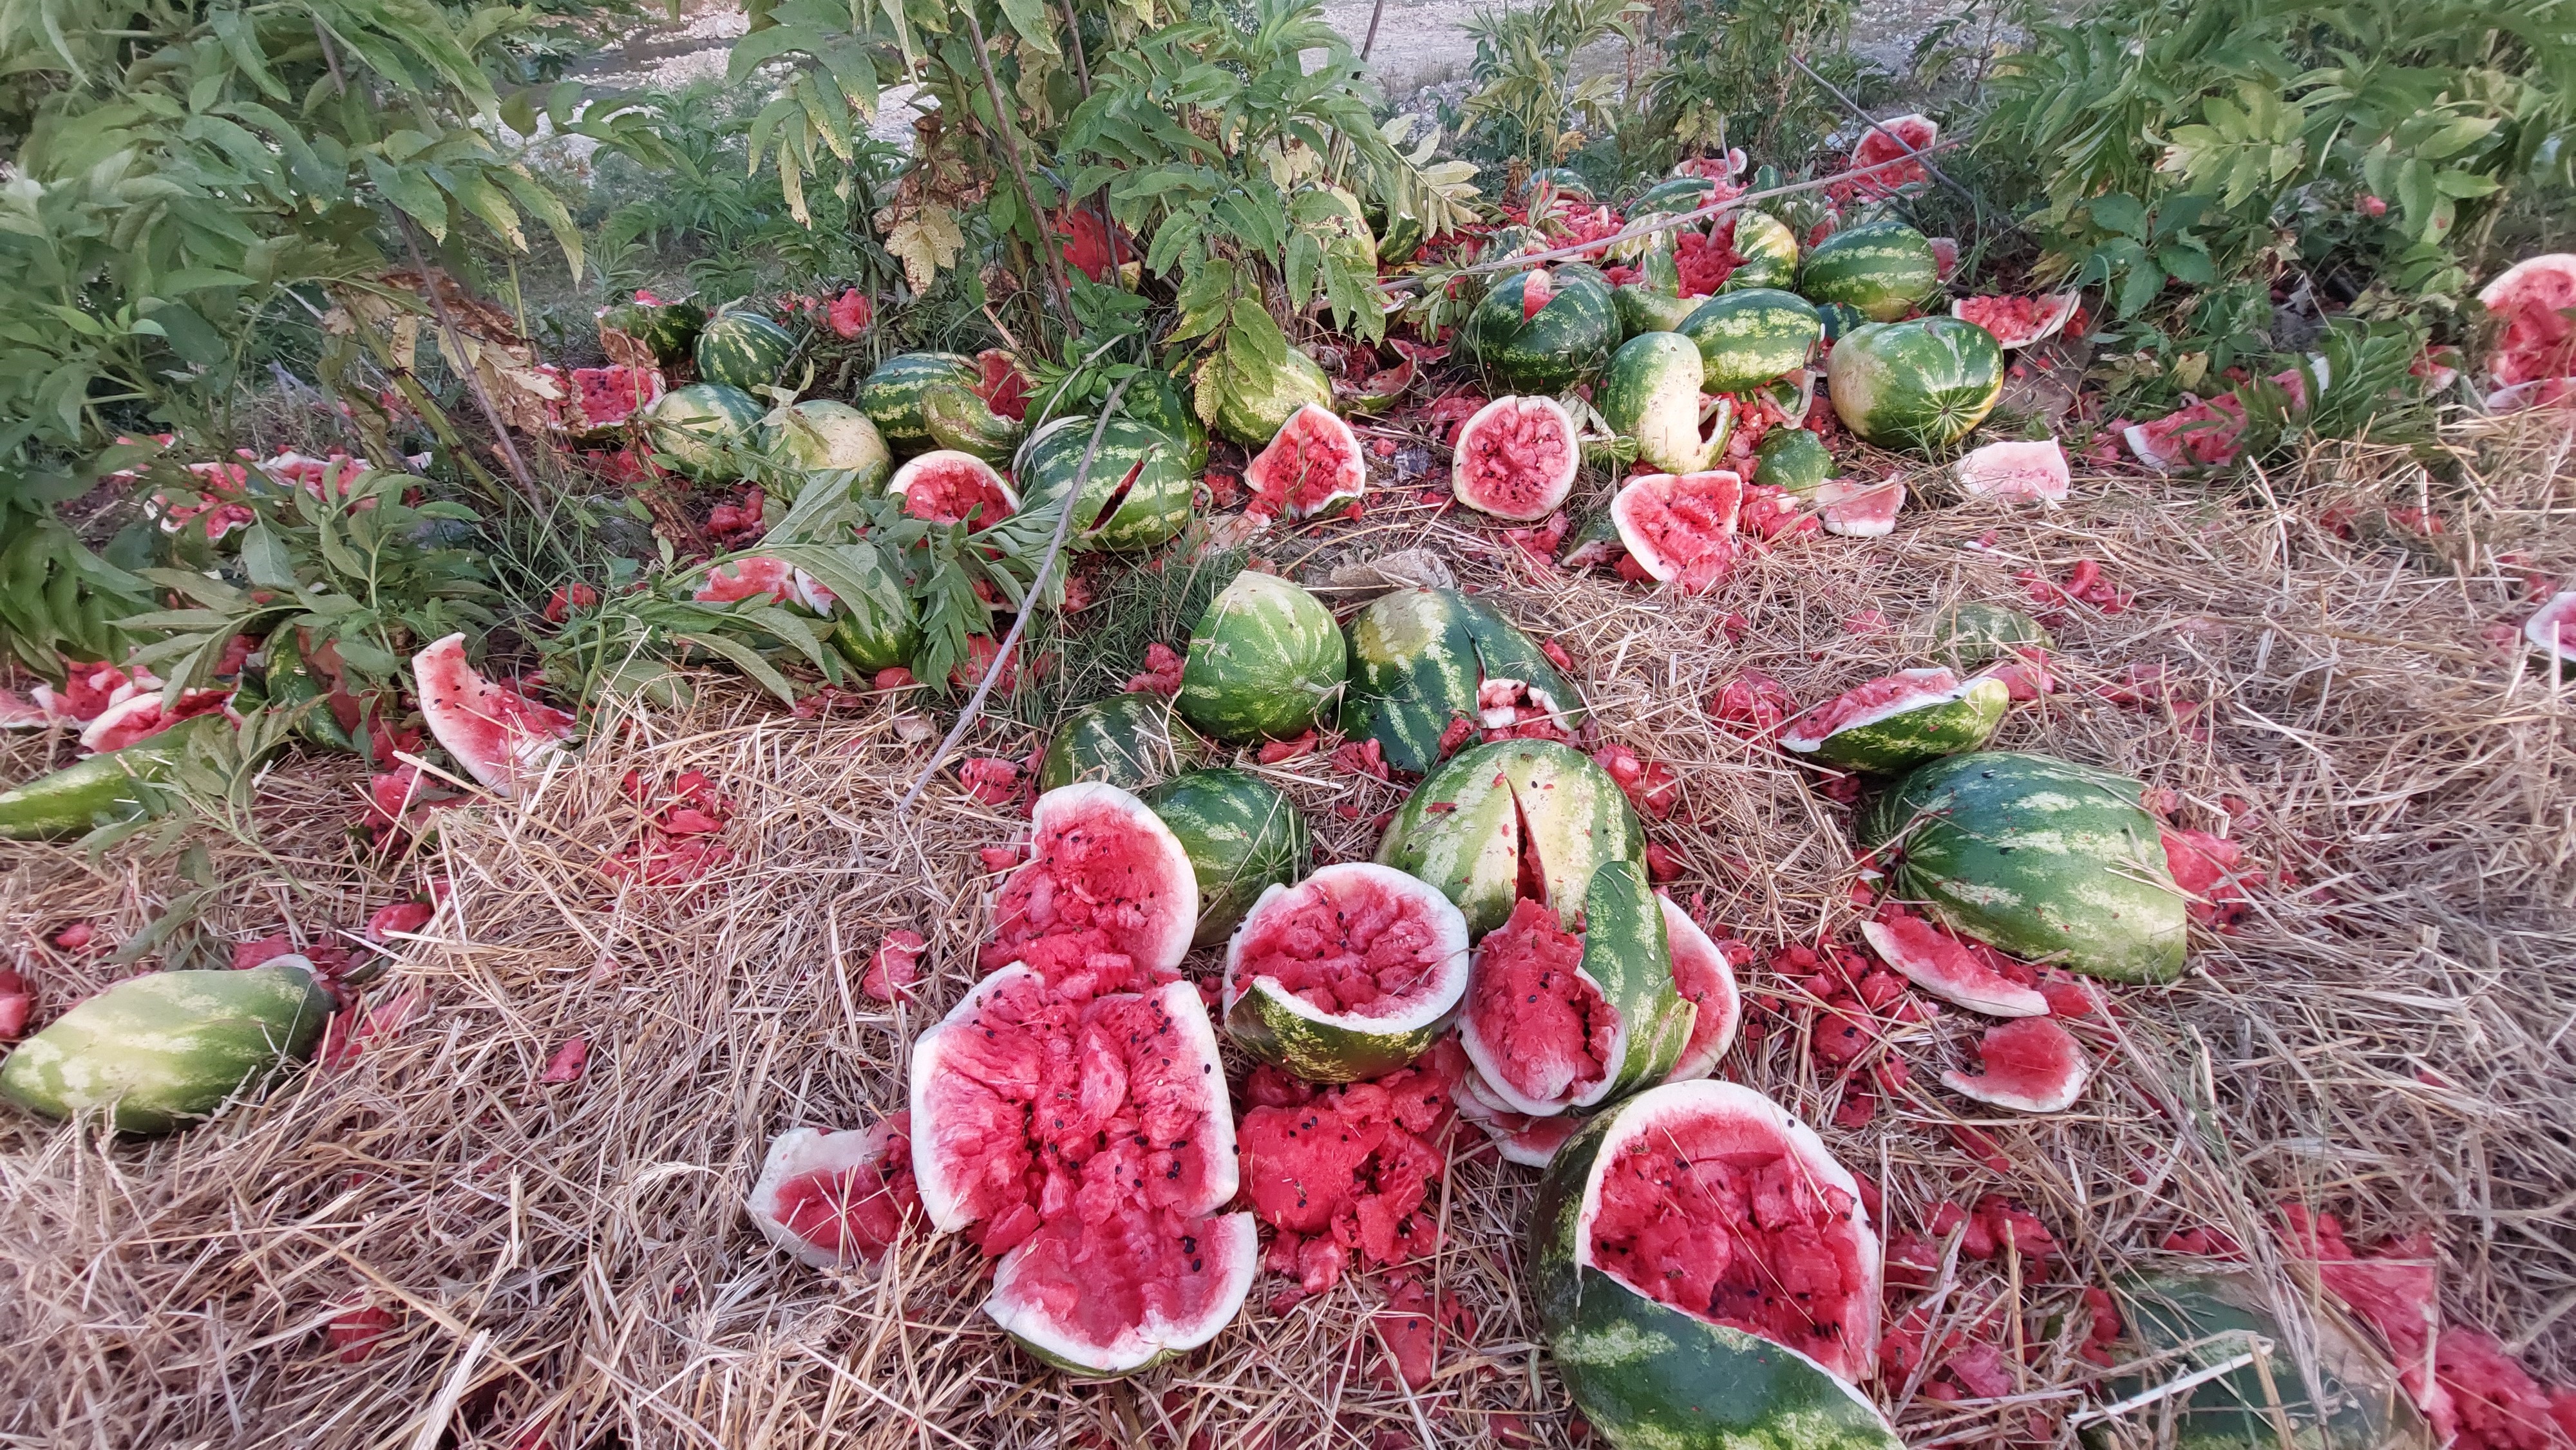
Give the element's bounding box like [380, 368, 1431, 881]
[857, 352, 980, 455]
[1826, 316, 2004, 449]
[1176, 570, 1348, 742]
[1859, 751, 2188, 983]
[1338, 588, 1586, 775]
[1613, 284, 1700, 341]
[642, 382, 764, 481]
[1781, 667, 2009, 773]
[1752, 428, 1836, 496]
[1144, 767, 1311, 946]
[1458, 860, 1689, 1116]
[1677, 288, 1821, 394]
[1037, 693, 1208, 793]
[694, 312, 798, 391]
[1800, 218, 1940, 323]
[1464, 265, 1619, 393]
[1633, 176, 1718, 214]
[1378, 739, 1643, 937]
[1018, 415, 1194, 551]
[1212, 346, 1334, 447]
[1527, 1080, 1898, 1450]
[1222, 862, 1469, 1082]
[1721, 212, 1801, 292]
[1931, 601, 2054, 668]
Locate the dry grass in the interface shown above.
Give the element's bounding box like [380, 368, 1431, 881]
[3, 411, 2572, 1450]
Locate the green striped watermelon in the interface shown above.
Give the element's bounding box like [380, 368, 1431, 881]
[1018, 415, 1194, 551]
[1212, 346, 1334, 448]
[1339, 588, 1586, 775]
[1633, 176, 1718, 214]
[1613, 284, 1700, 341]
[1379, 211, 1426, 267]
[821, 549, 922, 672]
[1859, 751, 2188, 983]
[1464, 265, 1619, 393]
[1176, 570, 1348, 742]
[1800, 218, 1939, 323]
[643, 382, 764, 482]
[1781, 667, 2009, 773]
[1144, 767, 1311, 946]
[1677, 288, 1821, 394]
[1931, 601, 2053, 668]
[2106, 1273, 2430, 1450]
[1222, 861, 1467, 1081]
[1826, 317, 2004, 448]
[1038, 693, 1208, 793]
[0, 713, 233, 840]
[1752, 428, 1835, 496]
[1378, 739, 1643, 937]
[1123, 368, 1212, 473]
[1527, 1081, 1899, 1450]
[596, 295, 706, 366]
[1600, 332, 1718, 474]
[762, 399, 892, 492]
[1459, 859, 1688, 1116]
[1721, 212, 1800, 292]
[1, 961, 334, 1133]
[857, 352, 979, 455]
[1816, 301, 1870, 341]
[694, 312, 799, 391]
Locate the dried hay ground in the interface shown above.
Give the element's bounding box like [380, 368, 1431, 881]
[3, 414, 2573, 1450]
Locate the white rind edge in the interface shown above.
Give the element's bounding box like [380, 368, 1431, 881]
[1779, 667, 1976, 752]
[746, 1120, 902, 1270]
[985, 1210, 1258, 1374]
[1019, 782, 1202, 974]
[1660, 896, 1742, 1081]
[1858, 919, 2050, 1019]
[887, 449, 1022, 514]
[1220, 862, 1472, 1035]
[1451, 395, 1581, 522]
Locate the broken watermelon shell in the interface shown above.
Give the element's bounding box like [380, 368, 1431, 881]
[410, 633, 576, 799]
[2475, 253, 2576, 390]
[1222, 862, 1472, 1082]
[1814, 476, 1906, 538]
[1861, 914, 2047, 1017]
[1611, 469, 1743, 592]
[1245, 403, 1367, 520]
[1528, 1080, 1899, 1449]
[1930, 601, 2053, 670]
[1955, 438, 2070, 502]
[1451, 393, 1583, 522]
[1457, 860, 1691, 1117]
[1660, 896, 1742, 1082]
[1950, 292, 2081, 349]
[981, 782, 1200, 983]
[909, 964, 1256, 1375]
[1377, 739, 1645, 937]
[1338, 587, 1586, 775]
[1940, 1015, 2092, 1113]
[2106, 1272, 2431, 1450]
[2522, 589, 2576, 678]
[1780, 667, 2009, 773]
[745, 1114, 920, 1269]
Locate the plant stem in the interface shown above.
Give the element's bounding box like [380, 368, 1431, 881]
[393, 218, 544, 508]
[960, 6, 1075, 319]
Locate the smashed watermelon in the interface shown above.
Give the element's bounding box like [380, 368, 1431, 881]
[889, 450, 1019, 526]
[1861, 914, 2047, 1017]
[1245, 403, 1366, 519]
[1452, 395, 1580, 521]
[1940, 1016, 2092, 1113]
[1951, 293, 2080, 349]
[1955, 439, 2070, 502]
[1237, 1068, 1450, 1298]
[410, 633, 576, 798]
[566, 364, 665, 435]
[1611, 469, 1743, 592]
[1812, 476, 1906, 538]
[980, 782, 1200, 989]
[1660, 896, 1743, 1082]
[1848, 113, 1938, 197]
[2476, 254, 2576, 392]
[76, 686, 234, 754]
[746, 1112, 922, 1269]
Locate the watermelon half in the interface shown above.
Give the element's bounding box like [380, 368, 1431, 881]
[1378, 739, 1645, 937]
[1457, 860, 1690, 1117]
[1528, 1081, 1897, 1449]
[887, 450, 1019, 527]
[1223, 862, 1472, 1083]
[1848, 113, 1939, 196]
[2476, 253, 2576, 391]
[1611, 469, 1743, 594]
[1814, 476, 1906, 537]
[1952, 292, 2081, 349]
[919, 349, 1032, 464]
[1659, 896, 1741, 1083]
[980, 782, 1200, 984]
[910, 964, 1255, 1374]
[411, 633, 576, 799]
[1245, 403, 1366, 519]
[746, 1114, 921, 1269]
[1955, 438, 2070, 502]
[1781, 667, 2009, 773]
[1860, 914, 2047, 1017]
[1452, 395, 1581, 521]
[1940, 1016, 2092, 1113]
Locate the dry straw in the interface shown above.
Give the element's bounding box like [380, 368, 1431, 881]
[3, 412, 2570, 1449]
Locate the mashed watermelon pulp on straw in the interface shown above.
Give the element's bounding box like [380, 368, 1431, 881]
[771, 1115, 921, 1261]
[1463, 898, 1613, 1107]
[1238, 1073, 1446, 1265]
[1589, 1111, 1876, 1380]
[1616, 471, 1743, 593]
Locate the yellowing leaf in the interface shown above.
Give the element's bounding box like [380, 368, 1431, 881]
[876, 202, 964, 292]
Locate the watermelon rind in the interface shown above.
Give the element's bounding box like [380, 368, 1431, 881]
[887, 450, 1021, 527]
[0, 713, 232, 841]
[1858, 751, 2188, 983]
[597, 296, 705, 366]
[763, 399, 892, 493]
[1245, 403, 1367, 520]
[745, 1119, 909, 1270]
[1634, 176, 1718, 214]
[1037, 693, 1208, 793]
[1378, 739, 1644, 937]
[1452, 394, 1582, 522]
[1721, 212, 1801, 292]
[1339, 588, 1586, 775]
[919, 379, 1026, 465]
[990, 1210, 1258, 1377]
[1752, 428, 1836, 496]
[1677, 288, 1823, 394]
[1176, 570, 1348, 742]
[858, 352, 980, 455]
[1464, 265, 1619, 393]
[1827, 317, 2005, 449]
[694, 312, 799, 391]
[1801, 218, 1940, 323]
[2521, 589, 2576, 678]
[1942, 1019, 2093, 1112]
[1143, 767, 1311, 946]
[1780, 668, 2010, 773]
[1613, 284, 1701, 341]
[1121, 368, 1213, 473]
[1222, 862, 1470, 1082]
[1213, 346, 1334, 448]
[1659, 898, 1741, 1083]
[0, 961, 334, 1134]
[1951, 290, 2081, 348]
[1931, 601, 2054, 668]
[1859, 918, 2049, 1018]
[1019, 415, 1194, 551]
[413, 632, 575, 798]
[1600, 333, 1716, 475]
[1459, 858, 1688, 1116]
[2096, 1272, 2432, 1450]
[643, 382, 764, 482]
[1527, 1081, 1898, 1450]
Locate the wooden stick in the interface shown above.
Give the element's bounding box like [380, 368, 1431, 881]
[960, 7, 1075, 319]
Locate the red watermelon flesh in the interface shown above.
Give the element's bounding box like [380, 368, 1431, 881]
[1813, 476, 1904, 538]
[2125, 395, 2248, 471]
[77, 686, 233, 753]
[748, 1113, 922, 1268]
[411, 632, 576, 798]
[1452, 395, 1580, 521]
[979, 782, 1200, 990]
[1236, 1072, 1446, 1279]
[1940, 1017, 2091, 1113]
[1860, 914, 2048, 1017]
[1522, 267, 1555, 322]
[693, 555, 831, 610]
[1245, 404, 1367, 520]
[1662, 896, 1741, 1082]
[974, 349, 1032, 420]
[1783, 667, 1967, 752]
[1955, 439, 2070, 502]
[1850, 114, 1939, 196]
[1951, 294, 2079, 348]
[1611, 469, 1743, 592]
[1461, 898, 1611, 1113]
[1228, 865, 1462, 1020]
[2476, 254, 2576, 388]
[891, 451, 1018, 526]
[1928, 237, 1960, 280]
[569, 365, 663, 431]
[1587, 1090, 1880, 1382]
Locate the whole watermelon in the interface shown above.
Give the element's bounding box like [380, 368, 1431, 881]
[1144, 767, 1311, 946]
[857, 352, 980, 455]
[1177, 570, 1348, 741]
[1038, 693, 1208, 793]
[694, 312, 799, 391]
[1676, 288, 1821, 394]
[1598, 332, 1714, 475]
[1857, 751, 2187, 983]
[1826, 316, 2003, 449]
[1464, 265, 1618, 393]
[1800, 218, 1939, 323]
[1, 961, 334, 1133]
[642, 382, 764, 482]
[762, 399, 891, 492]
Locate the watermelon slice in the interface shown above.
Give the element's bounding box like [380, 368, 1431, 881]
[1660, 896, 1741, 1082]
[746, 1113, 922, 1269]
[1452, 395, 1580, 521]
[565, 364, 665, 435]
[1521, 267, 1555, 321]
[1955, 439, 2070, 502]
[1848, 113, 1938, 197]
[2476, 254, 2576, 390]
[1222, 862, 1472, 1083]
[693, 555, 836, 612]
[1780, 666, 2008, 773]
[1611, 469, 1743, 592]
[1941, 1017, 2092, 1113]
[979, 782, 1200, 987]
[76, 686, 234, 754]
[1812, 476, 1905, 537]
[1457, 861, 1689, 1118]
[1951, 294, 2081, 349]
[2524, 589, 2576, 674]
[2126, 362, 2327, 471]
[1245, 403, 1367, 519]
[888, 450, 1019, 526]
[1861, 915, 2048, 1017]
[411, 633, 576, 798]
[1448, 1051, 1586, 1165]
